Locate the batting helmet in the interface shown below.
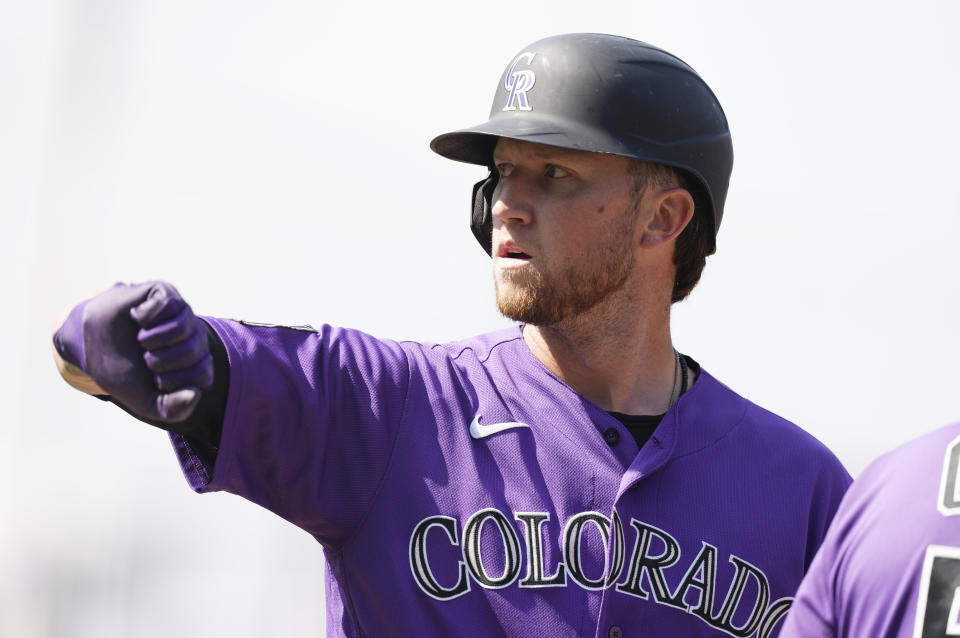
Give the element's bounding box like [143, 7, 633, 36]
[430, 33, 733, 255]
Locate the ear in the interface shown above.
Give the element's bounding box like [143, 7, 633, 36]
[639, 187, 695, 248]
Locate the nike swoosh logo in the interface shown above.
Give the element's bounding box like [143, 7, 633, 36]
[469, 415, 530, 440]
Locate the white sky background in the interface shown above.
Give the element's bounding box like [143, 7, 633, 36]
[2, 0, 958, 635]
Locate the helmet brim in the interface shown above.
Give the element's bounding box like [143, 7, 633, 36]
[430, 113, 640, 168]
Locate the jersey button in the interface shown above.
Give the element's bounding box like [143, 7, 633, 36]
[603, 428, 620, 446]
[608, 625, 624, 638]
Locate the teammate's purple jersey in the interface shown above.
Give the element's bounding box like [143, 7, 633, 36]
[172, 320, 851, 638]
[780, 422, 960, 638]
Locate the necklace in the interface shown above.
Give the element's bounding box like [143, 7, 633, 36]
[665, 349, 689, 412]
[678, 350, 689, 395]
[665, 350, 681, 411]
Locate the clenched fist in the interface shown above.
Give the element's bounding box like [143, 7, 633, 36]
[53, 281, 214, 423]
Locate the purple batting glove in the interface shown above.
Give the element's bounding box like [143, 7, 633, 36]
[53, 281, 214, 423]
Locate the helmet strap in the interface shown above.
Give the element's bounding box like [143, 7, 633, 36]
[470, 170, 498, 255]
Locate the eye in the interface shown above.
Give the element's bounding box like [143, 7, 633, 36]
[544, 164, 569, 179]
[495, 163, 514, 178]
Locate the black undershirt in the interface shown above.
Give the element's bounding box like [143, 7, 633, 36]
[608, 412, 663, 450]
[607, 355, 700, 450]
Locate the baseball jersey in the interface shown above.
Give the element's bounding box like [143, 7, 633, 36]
[779, 422, 960, 638]
[171, 320, 851, 638]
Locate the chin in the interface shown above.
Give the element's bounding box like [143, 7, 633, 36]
[495, 281, 564, 326]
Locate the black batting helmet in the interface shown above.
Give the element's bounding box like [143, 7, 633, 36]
[430, 33, 733, 255]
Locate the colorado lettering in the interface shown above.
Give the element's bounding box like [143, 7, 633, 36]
[409, 509, 792, 638]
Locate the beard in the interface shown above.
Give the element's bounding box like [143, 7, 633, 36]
[495, 215, 637, 326]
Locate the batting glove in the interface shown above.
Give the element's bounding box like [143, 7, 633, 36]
[54, 281, 214, 423]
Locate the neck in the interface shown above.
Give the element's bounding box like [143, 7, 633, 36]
[522, 288, 679, 415]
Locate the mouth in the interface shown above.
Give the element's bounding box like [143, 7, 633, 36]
[495, 247, 533, 270]
[496, 241, 533, 262]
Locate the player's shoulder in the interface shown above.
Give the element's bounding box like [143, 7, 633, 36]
[400, 325, 525, 364]
[693, 367, 848, 471]
[861, 421, 960, 481]
[685, 367, 813, 442]
[897, 420, 960, 455]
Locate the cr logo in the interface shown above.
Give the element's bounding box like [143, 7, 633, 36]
[503, 52, 536, 112]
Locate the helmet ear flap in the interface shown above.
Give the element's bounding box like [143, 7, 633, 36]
[470, 170, 498, 255]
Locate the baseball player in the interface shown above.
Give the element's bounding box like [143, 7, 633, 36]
[52, 34, 851, 637]
[779, 422, 960, 638]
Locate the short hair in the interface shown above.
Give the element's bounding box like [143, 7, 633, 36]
[628, 160, 714, 303]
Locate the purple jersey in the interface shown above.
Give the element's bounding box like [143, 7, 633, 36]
[172, 320, 851, 638]
[780, 422, 960, 638]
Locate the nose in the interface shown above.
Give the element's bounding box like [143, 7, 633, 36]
[491, 178, 533, 228]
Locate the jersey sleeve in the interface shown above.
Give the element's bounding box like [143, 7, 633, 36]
[779, 460, 871, 638]
[802, 453, 853, 572]
[772, 443, 850, 637]
[170, 317, 411, 549]
[778, 523, 840, 637]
